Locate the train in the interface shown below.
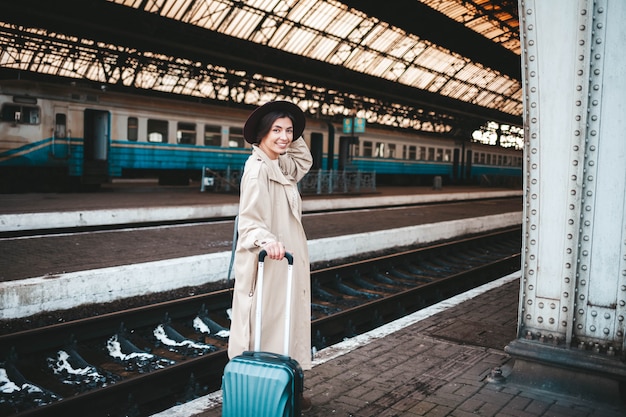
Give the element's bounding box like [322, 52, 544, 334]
[0, 79, 522, 192]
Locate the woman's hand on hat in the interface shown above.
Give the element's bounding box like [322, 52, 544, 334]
[263, 241, 286, 260]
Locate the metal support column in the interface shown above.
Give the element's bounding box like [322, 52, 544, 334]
[506, 0, 626, 402]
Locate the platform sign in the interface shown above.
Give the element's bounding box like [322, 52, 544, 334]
[343, 117, 366, 134]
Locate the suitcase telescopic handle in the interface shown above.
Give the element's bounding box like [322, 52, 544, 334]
[258, 249, 293, 265]
[255, 249, 294, 355]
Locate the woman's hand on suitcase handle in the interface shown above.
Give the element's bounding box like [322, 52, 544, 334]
[262, 240, 286, 260]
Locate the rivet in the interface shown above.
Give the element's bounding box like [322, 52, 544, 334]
[590, 325, 596, 332]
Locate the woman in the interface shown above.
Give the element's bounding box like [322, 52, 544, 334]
[228, 100, 313, 409]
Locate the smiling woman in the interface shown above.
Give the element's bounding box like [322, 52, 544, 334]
[227, 100, 314, 411]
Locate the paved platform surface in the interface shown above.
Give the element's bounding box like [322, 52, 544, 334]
[0, 182, 517, 215]
[0, 185, 522, 282]
[156, 275, 626, 417]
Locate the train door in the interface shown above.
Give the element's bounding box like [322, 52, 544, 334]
[465, 149, 473, 181]
[83, 109, 110, 185]
[338, 136, 358, 170]
[52, 105, 70, 159]
[310, 132, 323, 170]
[452, 148, 460, 182]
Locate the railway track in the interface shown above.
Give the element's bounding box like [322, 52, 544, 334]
[0, 228, 521, 417]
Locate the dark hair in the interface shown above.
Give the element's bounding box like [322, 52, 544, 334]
[254, 110, 295, 144]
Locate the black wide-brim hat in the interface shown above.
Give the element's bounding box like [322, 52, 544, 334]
[243, 100, 306, 144]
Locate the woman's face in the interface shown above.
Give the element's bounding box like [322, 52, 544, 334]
[258, 116, 294, 160]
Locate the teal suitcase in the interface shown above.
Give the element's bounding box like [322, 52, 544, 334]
[222, 251, 303, 417]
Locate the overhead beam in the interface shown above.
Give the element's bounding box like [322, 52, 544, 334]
[0, 0, 521, 127]
[340, 0, 521, 81]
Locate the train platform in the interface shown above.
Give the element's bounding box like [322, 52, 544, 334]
[155, 273, 626, 417]
[0, 181, 522, 232]
[0, 184, 522, 321]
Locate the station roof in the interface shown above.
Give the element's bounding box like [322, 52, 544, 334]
[0, 0, 522, 141]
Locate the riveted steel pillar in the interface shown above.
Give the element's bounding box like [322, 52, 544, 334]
[506, 0, 626, 401]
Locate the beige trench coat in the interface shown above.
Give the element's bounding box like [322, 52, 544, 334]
[228, 138, 313, 370]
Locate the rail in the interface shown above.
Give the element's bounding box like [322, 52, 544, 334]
[0, 228, 520, 417]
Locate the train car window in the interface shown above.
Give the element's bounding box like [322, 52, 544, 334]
[480, 153, 486, 164]
[374, 143, 384, 158]
[204, 124, 221, 146]
[229, 127, 245, 148]
[387, 144, 396, 159]
[444, 149, 452, 162]
[486, 154, 492, 165]
[498, 155, 503, 166]
[177, 122, 196, 144]
[474, 153, 480, 164]
[127, 117, 138, 141]
[427, 148, 435, 161]
[148, 119, 168, 143]
[407, 146, 416, 160]
[55, 113, 67, 138]
[1, 104, 40, 124]
[435, 148, 443, 161]
[418, 147, 426, 160]
[362, 141, 373, 157]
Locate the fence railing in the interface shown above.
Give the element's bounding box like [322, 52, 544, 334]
[201, 167, 376, 195]
[299, 170, 376, 195]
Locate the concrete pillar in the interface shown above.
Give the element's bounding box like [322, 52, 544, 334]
[506, 0, 626, 402]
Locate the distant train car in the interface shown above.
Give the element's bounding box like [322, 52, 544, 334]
[0, 80, 522, 192]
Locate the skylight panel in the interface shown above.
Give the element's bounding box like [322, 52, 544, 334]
[280, 27, 320, 56]
[324, 8, 365, 38]
[363, 25, 404, 56]
[305, 36, 339, 61]
[159, 0, 191, 20]
[344, 48, 379, 73]
[247, 0, 283, 11]
[298, 0, 342, 32]
[398, 67, 438, 89]
[454, 64, 487, 83]
[188, 1, 232, 29]
[370, 57, 397, 79]
[221, 7, 264, 39]
[439, 79, 472, 100]
[418, 47, 462, 75]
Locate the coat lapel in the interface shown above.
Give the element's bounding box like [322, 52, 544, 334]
[252, 146, 301, 220]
